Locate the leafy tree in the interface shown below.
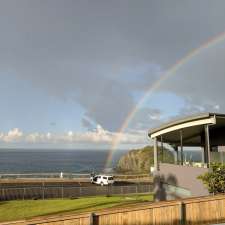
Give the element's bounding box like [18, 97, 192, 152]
[198, 163, 225, 194]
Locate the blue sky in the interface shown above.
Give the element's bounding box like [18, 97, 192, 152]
[0, 0, 225, 149]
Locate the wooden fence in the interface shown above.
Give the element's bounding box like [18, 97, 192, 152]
[1, 194, 225, 225]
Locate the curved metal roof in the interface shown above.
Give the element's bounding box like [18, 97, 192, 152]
[148, 113, 225, 145]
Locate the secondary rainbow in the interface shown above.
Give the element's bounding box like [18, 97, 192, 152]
[104, 31, 225, 170]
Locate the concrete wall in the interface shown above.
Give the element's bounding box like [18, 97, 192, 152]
[154, 163, 209, 199]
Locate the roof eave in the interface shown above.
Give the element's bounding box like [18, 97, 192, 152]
[148, 112, 223, 138]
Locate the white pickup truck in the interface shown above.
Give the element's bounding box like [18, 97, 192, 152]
[90, 174, 114, 186]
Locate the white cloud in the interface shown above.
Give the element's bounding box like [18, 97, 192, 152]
[214, 104, 220, 111]
[26, 132, 50, 143]
[46, 132, 51, 140]
[149, 114, 161, 121]
[0, 125, 148, 147]
[0, 128, 23, 143]
[68, 131, 73, 137]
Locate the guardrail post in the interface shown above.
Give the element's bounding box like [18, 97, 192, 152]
[179, 201, 186, 225]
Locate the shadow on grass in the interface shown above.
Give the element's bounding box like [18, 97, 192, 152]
[0, 202, 8, 207]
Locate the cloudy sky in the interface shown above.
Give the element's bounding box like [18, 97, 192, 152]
[1, 0, 225, 149]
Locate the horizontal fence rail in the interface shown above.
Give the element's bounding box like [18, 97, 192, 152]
[0, 173, 150, 180]
[2, 194, 225, 225]
[0, 173, 91, 179]
[0, 184, 153, 200]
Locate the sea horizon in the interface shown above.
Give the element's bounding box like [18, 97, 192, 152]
[0, 148, 130, 174]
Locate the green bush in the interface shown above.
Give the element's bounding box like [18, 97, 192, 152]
[198, 163, 225, 194]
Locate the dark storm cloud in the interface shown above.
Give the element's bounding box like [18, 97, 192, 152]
[158, 40, 225, 115]
[1, 0, 225, 67]
[11, 63, 135, 131]
[1, 0, 225, 130]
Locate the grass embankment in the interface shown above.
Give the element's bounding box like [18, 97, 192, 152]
[0, 194, 153, 222]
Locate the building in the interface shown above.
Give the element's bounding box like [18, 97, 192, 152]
[148, 113, 225, 199]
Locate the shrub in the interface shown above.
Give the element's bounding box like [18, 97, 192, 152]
[198, 163, 225, 194]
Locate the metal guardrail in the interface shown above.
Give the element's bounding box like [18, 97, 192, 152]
[0, 173, 90, 179]
[0, 173, 151, 180]
[0, 184, 153, 201]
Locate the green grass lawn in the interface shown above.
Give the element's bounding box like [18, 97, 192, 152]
[0, 194, 153, 222]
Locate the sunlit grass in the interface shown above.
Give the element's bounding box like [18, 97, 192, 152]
[0, 193, 153, 222]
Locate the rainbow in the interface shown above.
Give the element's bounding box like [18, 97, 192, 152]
[104, 30, 225, 170]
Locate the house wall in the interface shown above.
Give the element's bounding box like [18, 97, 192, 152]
[154, 163, 209, 200]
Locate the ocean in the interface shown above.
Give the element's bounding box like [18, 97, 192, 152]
[0, 148, 203, 174]
[0, 149, 129, 174]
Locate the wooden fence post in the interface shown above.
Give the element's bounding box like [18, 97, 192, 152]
[89, 213, 96, 225]
[179, 201, 186, 225]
